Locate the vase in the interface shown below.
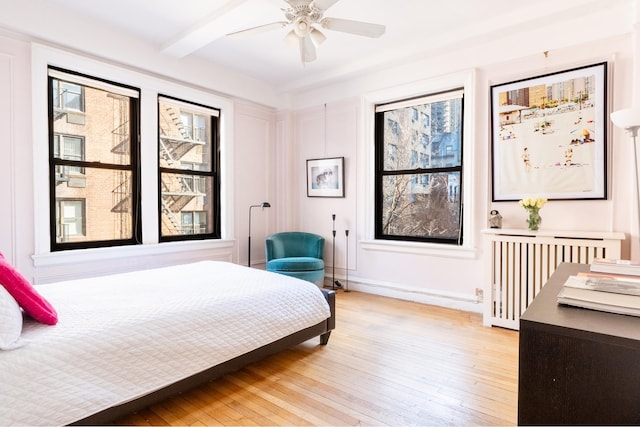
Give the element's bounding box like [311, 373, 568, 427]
[526, 208, 541, 231]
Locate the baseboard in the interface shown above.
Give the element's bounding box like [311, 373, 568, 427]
[324, 274, 482, 314]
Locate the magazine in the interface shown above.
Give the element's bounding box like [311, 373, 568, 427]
[557, 285, 640, 317]
[563, 274, 640, 296]
[590, 258, 640, 276]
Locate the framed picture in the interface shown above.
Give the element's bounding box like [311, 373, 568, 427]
[306, 157, 345, 197]
[490, 62, 607, 201]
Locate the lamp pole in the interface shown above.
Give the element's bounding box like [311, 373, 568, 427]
[629, 127, 640, 253]
[611, 107, 640, 258]
[344, 229, 350, 292]
[248, 202, 271, 267]
[331, 214, 342, 289]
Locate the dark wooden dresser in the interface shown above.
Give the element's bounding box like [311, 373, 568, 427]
[518, 262, 640, 425]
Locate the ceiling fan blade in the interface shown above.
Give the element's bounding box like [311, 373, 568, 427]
[321, 17, 386, 37]
[227, 21, 288, 38]
[299, 35, 317, 63]
[311, 0, 341, 11]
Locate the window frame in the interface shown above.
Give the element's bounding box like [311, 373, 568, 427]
[157, 94, 221, 243]
[47, 66, 142, 251]
[374, 88, 465, 246]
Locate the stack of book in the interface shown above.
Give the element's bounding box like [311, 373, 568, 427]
[557, 258, 640, 317]
[589, 258, 640, 275]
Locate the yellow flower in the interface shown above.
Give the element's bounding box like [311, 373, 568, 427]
[519, 197, 547, 209]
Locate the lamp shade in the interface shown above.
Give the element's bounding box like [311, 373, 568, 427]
[611, 107, 640, 130]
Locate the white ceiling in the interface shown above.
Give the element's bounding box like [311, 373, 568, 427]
[12, 0, 634, 93]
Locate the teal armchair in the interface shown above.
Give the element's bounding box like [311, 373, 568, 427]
[265, 232, 325, 287]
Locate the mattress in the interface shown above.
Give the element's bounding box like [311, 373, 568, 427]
[0, 261, 331, 426]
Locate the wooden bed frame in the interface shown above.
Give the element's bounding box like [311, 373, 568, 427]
[71, 288, 336, 425]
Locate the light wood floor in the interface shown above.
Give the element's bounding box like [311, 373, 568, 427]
[115, 290, 519, 426]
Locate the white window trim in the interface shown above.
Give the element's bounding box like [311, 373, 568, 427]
[359, 69, 478, 259]
[31, 43, 235, 263]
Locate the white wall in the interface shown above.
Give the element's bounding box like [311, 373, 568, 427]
[0, 34, 34, 275]
[233, 99, 276, 266]
[280, 8, 639, 311]
[0, 2, 639, 315]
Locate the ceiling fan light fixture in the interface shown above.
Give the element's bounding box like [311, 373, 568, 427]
[227, 0, 385, 65]
[293, 17, 311, 37]
[310, 27, 326, 45]
[284, 29, 299, 47]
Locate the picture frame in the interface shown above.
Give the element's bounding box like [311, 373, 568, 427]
[306, 156, 345, 197]
[490, 62, 607, 201]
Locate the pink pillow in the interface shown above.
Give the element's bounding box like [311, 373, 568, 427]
[0, 253, 57, 325]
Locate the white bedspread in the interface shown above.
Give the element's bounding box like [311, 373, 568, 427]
[0, 261, 331, 426]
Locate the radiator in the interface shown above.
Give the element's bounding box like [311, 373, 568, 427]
[483, 229, 625, 330]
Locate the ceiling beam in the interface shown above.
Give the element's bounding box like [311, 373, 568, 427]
[161, 0, 254, 58]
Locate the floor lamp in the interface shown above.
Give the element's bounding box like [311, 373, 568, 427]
[248, 202, 271, 267]
[611, 107, 640, 258]
[331, 214, 342, 289]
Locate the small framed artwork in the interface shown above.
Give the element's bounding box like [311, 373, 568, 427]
[306, 156, 345, 197]
[490, 62, 607, 201]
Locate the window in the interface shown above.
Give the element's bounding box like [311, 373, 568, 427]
[179, 111, 208, 142]
[48, 67, 141, 250]
[158, 95, 220, 241]
[54, 134, 85, 177]
[55, 199, 86, 240]
[375, 89, 464, 245]
[181, 211, 207, 235]
[52, 79, 83, 112]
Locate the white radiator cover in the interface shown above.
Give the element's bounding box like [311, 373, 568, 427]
[482, 229, 625, 330]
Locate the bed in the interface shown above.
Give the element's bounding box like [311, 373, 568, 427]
[0, 260, 335, 426]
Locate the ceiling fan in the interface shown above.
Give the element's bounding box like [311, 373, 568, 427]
[227, 0, 386, 65]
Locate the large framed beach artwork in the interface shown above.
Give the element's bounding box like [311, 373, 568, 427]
[490, 62, 607, 201]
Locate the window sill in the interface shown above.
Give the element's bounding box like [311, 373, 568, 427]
[360, 239, 477, 259]
[32, 239, 235, 268]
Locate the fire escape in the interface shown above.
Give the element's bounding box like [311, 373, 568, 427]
[110, 94, 131, 239]
[159, 106, 204, 235]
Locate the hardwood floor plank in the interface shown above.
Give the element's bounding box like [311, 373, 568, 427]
[240, 363, 390, 425]
[115, 290, 519, 426]
[228, 370, 359, 425]
[254, 359, 473, 426]
[214, 373, 313, 425]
